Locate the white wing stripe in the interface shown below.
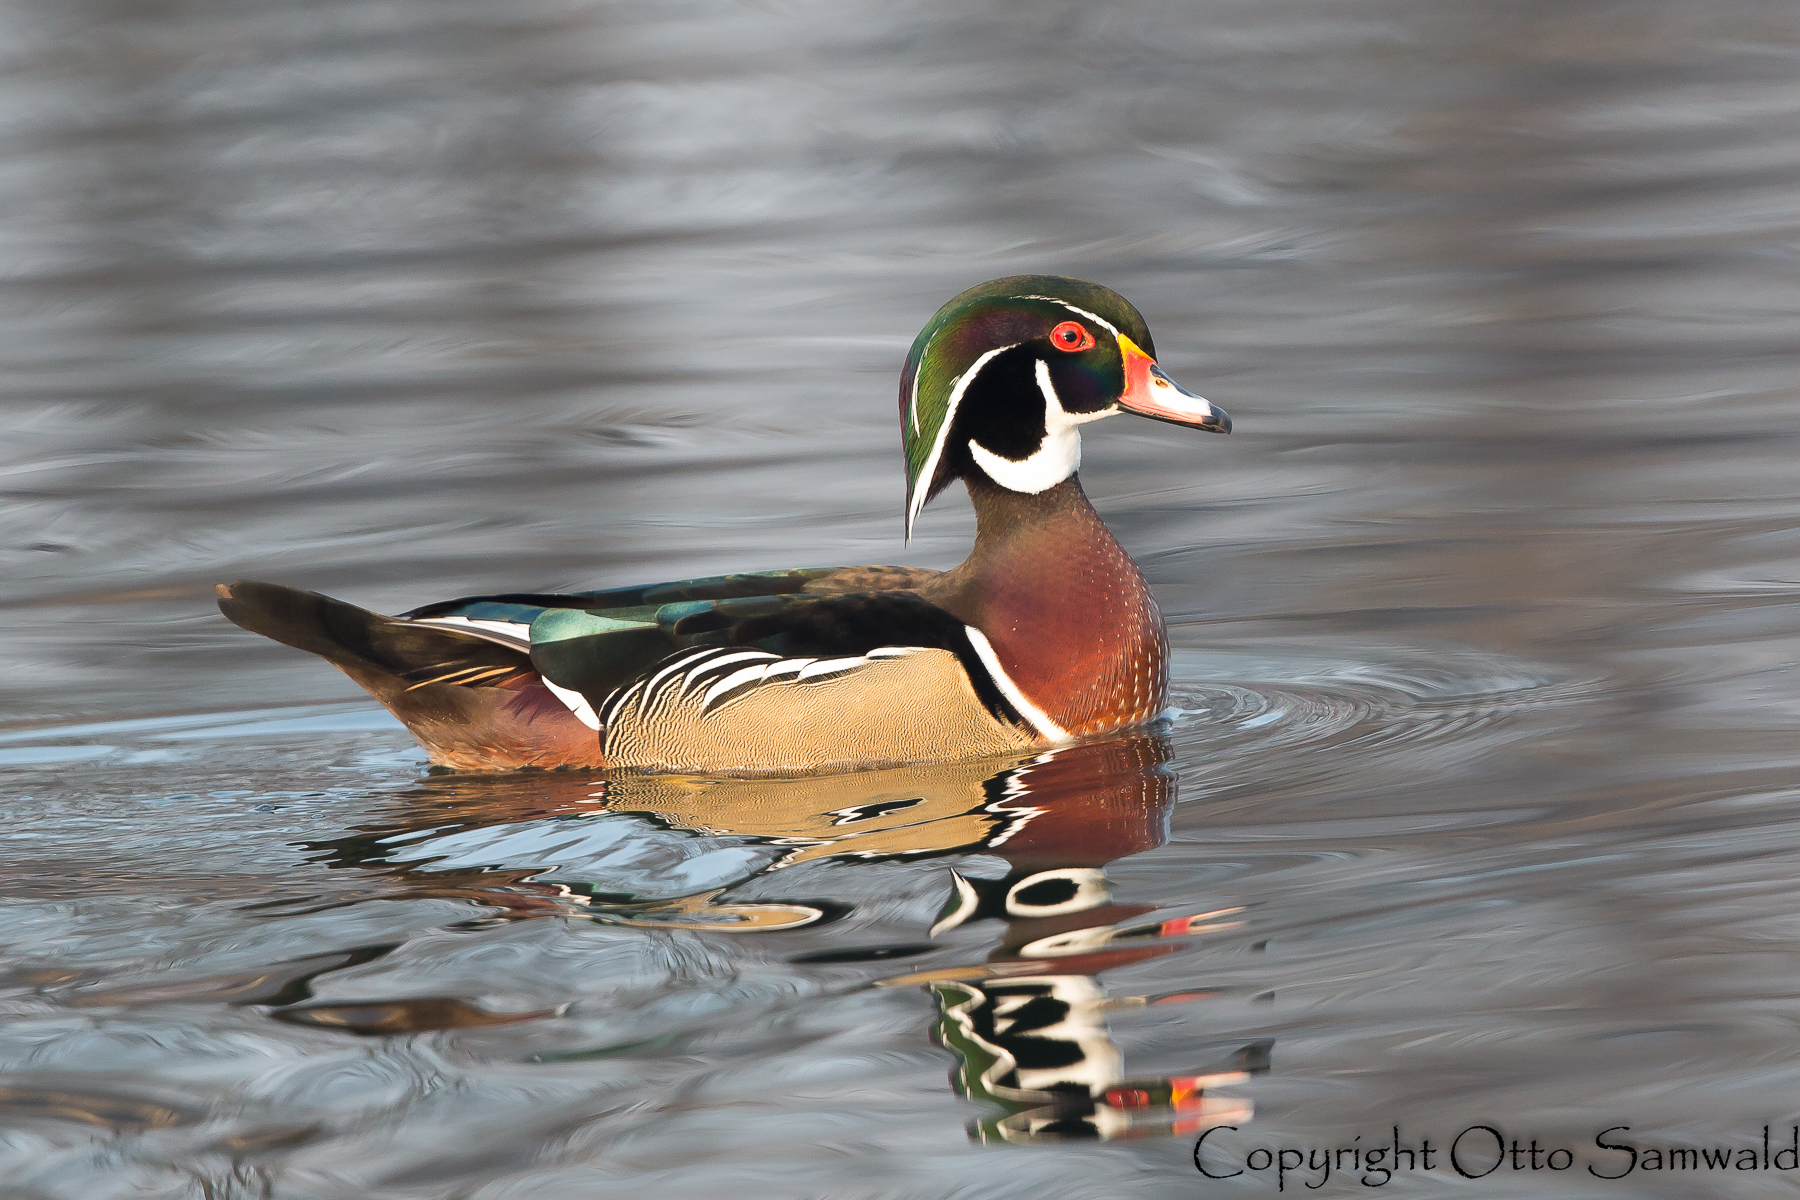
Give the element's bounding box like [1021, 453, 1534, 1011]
[410, 616, 533, 650]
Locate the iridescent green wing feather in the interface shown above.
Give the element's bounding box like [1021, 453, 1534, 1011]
[400, 565, 946, 711]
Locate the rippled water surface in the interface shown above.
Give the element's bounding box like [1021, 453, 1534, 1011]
[4, 1, 1800, 1196]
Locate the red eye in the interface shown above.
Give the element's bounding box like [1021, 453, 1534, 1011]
[1049, 320, 1095, 352]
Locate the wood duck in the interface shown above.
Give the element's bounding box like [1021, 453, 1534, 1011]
[218, 275, 1230, 773]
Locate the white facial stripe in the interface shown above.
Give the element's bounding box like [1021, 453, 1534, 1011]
[540, 677, 601, 730]
[963, 626, 1073, 743]
[1009, 295, 1122, 338]
[907, 342, 1019, 539]
[907, 331, 935, 434]
[965, 357, 1113, 495]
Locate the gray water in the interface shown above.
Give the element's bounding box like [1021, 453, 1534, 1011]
[4, 1, 1800, 1196]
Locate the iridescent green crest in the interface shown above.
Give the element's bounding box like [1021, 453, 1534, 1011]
[898, 275, 1154, 538]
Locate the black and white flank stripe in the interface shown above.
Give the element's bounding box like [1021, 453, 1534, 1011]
[596, 644, 922, 728]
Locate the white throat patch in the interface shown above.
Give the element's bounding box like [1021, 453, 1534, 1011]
[967, 358, 1115, 495]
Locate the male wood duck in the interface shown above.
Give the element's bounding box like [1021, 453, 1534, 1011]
[218, 275, 1230, 773]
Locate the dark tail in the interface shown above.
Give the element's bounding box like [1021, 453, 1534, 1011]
[217, 581, 530, 688]
[216, 581, 604, 770]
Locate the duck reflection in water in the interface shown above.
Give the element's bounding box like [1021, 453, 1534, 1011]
[900, 866, 1263, 1144]
[283, 734, 1269, 1144]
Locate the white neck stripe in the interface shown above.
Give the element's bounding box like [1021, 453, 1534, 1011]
[964, 626, 1073, 743]
[968, 435, 1076, 493]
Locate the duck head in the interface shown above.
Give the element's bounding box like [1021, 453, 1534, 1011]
[900, 274, 1229, 538]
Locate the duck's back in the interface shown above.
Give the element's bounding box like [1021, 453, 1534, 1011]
[218, 564, 1039, 773]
